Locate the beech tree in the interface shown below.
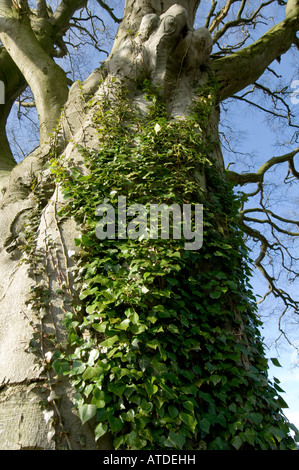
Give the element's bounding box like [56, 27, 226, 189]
[0, 0, 298, 450]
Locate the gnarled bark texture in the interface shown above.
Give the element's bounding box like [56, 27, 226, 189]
[0, 0, 298, 450]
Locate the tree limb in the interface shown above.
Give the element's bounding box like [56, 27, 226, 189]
[208, 0, 238, 33]
[0, 9, 69, 143]
[210, 0, 276, 44]
[211, 12, 299, 102]
[51, 0, 87, 33]
[239, 219, 299, 319]
[95, 0, 121, 23]
[204, 0, 217, 28]
[225, 148, 299, 185]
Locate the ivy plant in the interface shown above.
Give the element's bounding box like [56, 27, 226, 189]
[46, 80, 299, 450]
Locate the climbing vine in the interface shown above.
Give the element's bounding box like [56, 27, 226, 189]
[44, 79, 299, 450]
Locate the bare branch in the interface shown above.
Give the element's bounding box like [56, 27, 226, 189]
[205, 0, 217, 28]
[68, 19, 109, 55]
[209, 0, 238, 33]
[225, 148, 299, 185]
[236, 0, 247, 20]
[241, 207, 299, 227]
[51, 0, 87, 34]
[240, 219, 299, 317]
[242, 213, 299, 237]
[18, 100, 36, 108]
[289, 156, 299, 178]
[211, 0, 276, 44]
[230, 90, 299, 128]
[211, 13, 299, 102]
[95, 0, 121, 23]
[211, 32, 250, 57]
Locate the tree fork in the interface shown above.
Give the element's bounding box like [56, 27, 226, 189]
[0, 1, 69, 143]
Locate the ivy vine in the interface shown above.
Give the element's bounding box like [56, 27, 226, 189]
[45, 79, 299, 450]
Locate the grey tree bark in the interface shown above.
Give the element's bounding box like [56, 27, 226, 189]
[0, 0, 298, 450]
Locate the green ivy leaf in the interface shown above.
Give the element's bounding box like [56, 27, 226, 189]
[150, 358, 168, 376]
[276, 395, 289, 409]
[113, 435, 124, 450]
[168, 323, 180, 334]
[144, 382, 159, 397]
[82, 366, 104, 381]
[81, 234, 95, 246]
[271, 358, 282, 367]
[199, 417, 211, 434]
[209, 437, 229, 450]
[115, 318, 130, 330]
[108, 382, 127, 397]
[209, 290, 221, 299]
[92, 322, 108, 333]
[52, 359, 69, 376]
[87, 349, 99, 366]
[231, 435, 243, 450]
[164, 432, 186, 449]
[78, 404, 97, 425]
[247, 412, 263, 426]
[69, 360, 86, 376]
[210, 374, 222, 386]
[98, 335, 119, 348]
[179, 412, 197, 432]
[94, 422, 108, 441]
[168, 405, 179, 419]
[108, 416, 124, 433]
[126, 431, 147, 450]
[243, 428, 255, 446]
[139, 355, 151, 372]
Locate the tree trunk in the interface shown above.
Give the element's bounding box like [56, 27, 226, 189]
[0, 1, 297, 450]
